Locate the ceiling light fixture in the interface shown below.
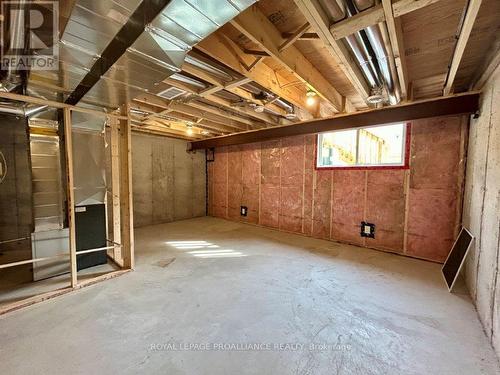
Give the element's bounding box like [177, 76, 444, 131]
[186, 122, 194, 136]
[254, 104, 265, 113]
[306, 88, 317, 107]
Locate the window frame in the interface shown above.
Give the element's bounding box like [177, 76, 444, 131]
[315, 122, 411, 171]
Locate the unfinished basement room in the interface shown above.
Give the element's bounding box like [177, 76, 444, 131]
[0, 0, 499, 373]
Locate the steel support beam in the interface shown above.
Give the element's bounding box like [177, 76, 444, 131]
[189, 92, 480, 150]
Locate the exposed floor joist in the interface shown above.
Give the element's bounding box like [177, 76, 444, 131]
[278, 22, 310, 52]
[329, 0, 444, 41]
[230, 5, 347, 113]
[134, 94, 270, 134]
[294, 0, 370, 104]
[382, 0, 409, 99]
[281, 31, 319, 40]
[443, 0, 483, 95]
[196, 33, 314, 119]
[330, 3, 385, 41]
[470, 38, 500, 90]
[181, 62, 287, 124]
[164, 74, 279, 125]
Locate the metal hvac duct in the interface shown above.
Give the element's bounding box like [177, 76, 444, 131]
[319, 0, 401, 105]
[0, 102, 49, 117]
[347, 0, 401, 104]
[319, 0, 381, 91]
[23, 0, 257, 109]
[0, 0, 28, 93]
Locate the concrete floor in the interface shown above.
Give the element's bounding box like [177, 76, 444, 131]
[0, 262, 118, 308]
[0, 217, 499, 374]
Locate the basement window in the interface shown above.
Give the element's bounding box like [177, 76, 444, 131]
[316, 123, 410, 169]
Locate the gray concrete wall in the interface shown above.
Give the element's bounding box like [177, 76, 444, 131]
[463, 65, 500, 359]
[131, 133, 206, 227]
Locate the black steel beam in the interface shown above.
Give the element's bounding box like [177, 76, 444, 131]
[189, 92, 480, 150]
[65, 0, 172, 105]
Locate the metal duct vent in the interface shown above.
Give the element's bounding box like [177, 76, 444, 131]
[158, 86, 186, 99]
[24, 0, 257, 109]
[318, 0, 401, 106]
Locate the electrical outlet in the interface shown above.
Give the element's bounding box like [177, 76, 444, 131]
[360, 222, 375, 238]
[240, 206, 248, 217]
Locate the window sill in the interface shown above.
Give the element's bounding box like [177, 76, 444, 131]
[315, 165, 410, 171]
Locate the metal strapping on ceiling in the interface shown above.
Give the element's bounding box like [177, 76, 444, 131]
[27, 0, 257, 110]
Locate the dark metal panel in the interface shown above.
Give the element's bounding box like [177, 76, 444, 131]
[0, 113, 33, 284]
[189, 93, 480, 150]
[0, 114, 32, 241]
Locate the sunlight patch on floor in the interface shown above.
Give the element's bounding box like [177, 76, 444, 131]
[166, 241, 247, 258]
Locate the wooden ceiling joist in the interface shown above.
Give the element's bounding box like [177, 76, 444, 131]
[132, 100, 238, 134]
[470, 38, 500, 90]
[182, 60, 286, 122]
[186, 100, 267, 129]
[132, 123, 204, 140]
[162, 73, 279, 125]
[328, 0, 445, 41]
[243, 49, 270, 56]
[166, 101, 252, 131]
[281, 32, 319, 40]
[330, 3, 385, 41]
[443, 0, 483, 95]
[196, 33, 314, 118]
[189, 92, 480, 150]
[133, 95, 244, 133]
[382, 0, 408, 99]
[164, 111, 236, 134]
[224, 77, 252, 90]
[203, 93, 282, 124]
[278, 22, 310, 52]
[230, 5, 347, 112]
[294, 0, 370, 103]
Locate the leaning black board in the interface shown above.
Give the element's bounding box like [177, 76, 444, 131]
[442, 227, 474, 291]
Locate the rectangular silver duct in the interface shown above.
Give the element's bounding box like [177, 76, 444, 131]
[26, 0, 257, 109]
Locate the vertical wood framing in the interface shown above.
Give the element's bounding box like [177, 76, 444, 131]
[402, 169, 411, 254]
[110, 117, 122, 264]
[119, 104, 135, 269]
[63, 108, 77, 287]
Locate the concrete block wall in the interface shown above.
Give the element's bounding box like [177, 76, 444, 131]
[463, 66, 500, 358]
[208, 115, 467, 263]
[132, 133, 206, 227]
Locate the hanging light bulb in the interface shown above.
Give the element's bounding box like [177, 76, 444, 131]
[186, 122, 194, 136]
[306, 88, 317, 107]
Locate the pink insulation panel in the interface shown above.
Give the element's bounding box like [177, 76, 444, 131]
[331, 170, 366, 246]
[227, 145, 242, 220]
[312, 170, 332, 239]
[280, 136, 304, 233]
[212, 147, 228, 218]
[365, 170, 406, 252]
[406, 116, 464, 261]
[208, 116, 466, 263]
[241, 143, 260, 224]
[260, 140, 281, 228]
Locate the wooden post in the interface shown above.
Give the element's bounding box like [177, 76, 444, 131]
[110, 117, 122, 264]
[119, 104, 134, 269]
[63, 108, 77, 287]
